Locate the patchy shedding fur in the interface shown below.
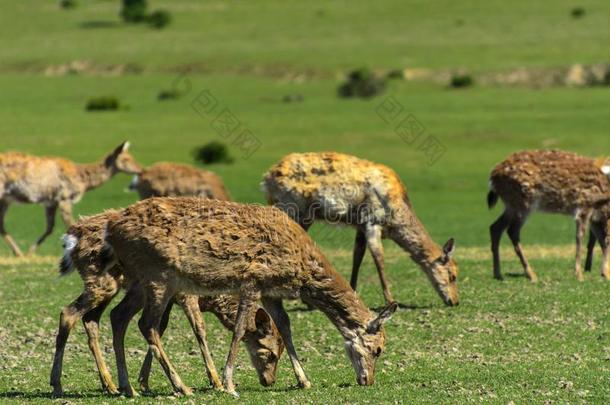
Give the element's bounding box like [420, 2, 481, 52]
[50, 210, 284, 398]
[262, 152, 458, 306]
[131, 162, 231, 200]
[104, 197, 397, 396]
[0, 142, 141, 256]
[488, 150, 610, 281]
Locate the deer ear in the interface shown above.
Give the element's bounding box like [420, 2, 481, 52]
[442, 238, 456, 263]
[367, 302, 398, 333]
[254, 308, 273, 335]
[112, 141, 130, 156]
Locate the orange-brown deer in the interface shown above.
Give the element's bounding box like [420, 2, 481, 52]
[51, 211, 283, 397]
[488, 150, 610, 281]
[262, 152, 459, 306]
[102, 197, 398, 397]
[0, 142, 140, 256]
[128, 162, 231, 200]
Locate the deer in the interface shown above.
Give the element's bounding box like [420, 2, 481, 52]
[488, 150, 610, 282]
[261, 152, 459, 306]
[128, 162, 231, 201]
[0, 142, 141, 256]
[51, 211, 284, 397]
[101, 197, 398, 397]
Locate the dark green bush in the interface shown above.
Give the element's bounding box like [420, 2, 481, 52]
[386, 69, 404, 80]
[158, 89, 181, 101]
[449, 73, 474, 88]
[338, 68, 387, 99]
[571, 7, 586, 18]
[86, 96, 120, 111]
[121, 0, 148, 23]
[60, 0, 77, 9]
[193, 142, 234, 164]
[147, 9, 171, 29]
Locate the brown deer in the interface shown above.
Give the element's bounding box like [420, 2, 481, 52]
[0, 142, 140, 256]
[262, 152, 459, 306]
[488, 150, 610, 281]
[51, 211, 284, 397]
[128, 162, 231, 200]
[102, 197, 398, 397]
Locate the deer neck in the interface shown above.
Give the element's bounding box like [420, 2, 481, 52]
[76, 161, 114, 191]
[303, 257, 373, 339]
[388, 202, 442, 269]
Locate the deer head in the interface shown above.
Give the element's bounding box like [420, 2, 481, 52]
[422, 238, 459, 306]
[344, 302, 397, 386]
[242, 308, 285, 387]
[105, 141, 141, 175]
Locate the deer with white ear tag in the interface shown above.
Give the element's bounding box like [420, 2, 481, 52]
[102, 197, 398, 397]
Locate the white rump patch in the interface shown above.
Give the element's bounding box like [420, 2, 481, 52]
[60, 234, 78, 274]
[601, 165, 610, 176]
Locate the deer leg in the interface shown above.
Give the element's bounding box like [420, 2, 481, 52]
[584, 229, 596, 272]
[50, 291, 113, 396]
[590, 221, 610, 279]
[28, 204, 57, 254]
[110, 287, 146, 397]
[507, 216, 537, 282]
[599, 231, 610, 280]
[58, 201, 74, 228]
[177, 295, 223, 390]
[82, 299, 119, 395]
[261, 297, 311, 390]
[349, 229, 367, 291]
[490, 211, 510, 280]
[574, 211, 594, 281]
[138, 301, 173, 392]
[223, 291, 259, 397]
[0, 200, 22, 257]
[365, 224, 394, 304]
[138, 285, 192, 396]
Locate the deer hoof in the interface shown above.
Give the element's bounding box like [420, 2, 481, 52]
[51, 387, 63, 397]
[120, 385, 139, 398]
[298, 380, 312, 389]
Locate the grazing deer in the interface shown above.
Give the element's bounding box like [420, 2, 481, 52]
[128, 162, 231, 200]
[102, 197, 398, 397]
[488, 150, 610, 281]
[51, 211, 283, 397]
[262, 152, 459, 306]
[0, 142, 141, 256]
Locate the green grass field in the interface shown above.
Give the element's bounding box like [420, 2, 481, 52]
[1, 1, 609, 403]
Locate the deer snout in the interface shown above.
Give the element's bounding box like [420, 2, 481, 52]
[357, 372, 374, 386]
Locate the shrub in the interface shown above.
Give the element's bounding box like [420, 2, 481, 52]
[337, 68, 387, 99]
[193, 142, 234, 164]
[60, 0, 77, 9]
[386, 69, 404, 80]
[86, 96, 120, 111]
[158, 89, 181, 101]
[121, 0, 148, 23]
[147, 9, 171, 29]
[449, 73, 474, 88]
[571, 7, 586, 19]
[282, 94, 304, 103]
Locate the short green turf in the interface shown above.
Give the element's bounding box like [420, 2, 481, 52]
[0, 1, 609, 403]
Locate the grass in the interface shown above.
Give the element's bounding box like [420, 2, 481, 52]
[0, 0, 609, 403]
